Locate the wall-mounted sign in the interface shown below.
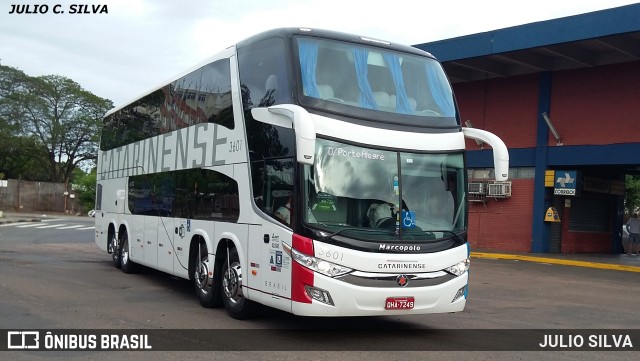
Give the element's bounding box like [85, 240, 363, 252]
[544, 207, 561, 222]
[554, 170, 578, 196]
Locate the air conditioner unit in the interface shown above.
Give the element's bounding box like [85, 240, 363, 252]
[468, 182, 486, 195]
[488, 182, 512, 198]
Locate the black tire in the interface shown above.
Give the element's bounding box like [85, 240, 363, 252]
[109, 231, 120, 269]
[120, 232, 137, 274]
[221, 248, 259, 319]
[194, 242, 222, 308]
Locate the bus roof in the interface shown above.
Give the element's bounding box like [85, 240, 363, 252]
[104, 27, 436, 118]
[236, 27, 434, 58]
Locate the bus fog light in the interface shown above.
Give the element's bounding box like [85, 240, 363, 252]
[452, 285, 467, 302]
[304, 285, 335, 306]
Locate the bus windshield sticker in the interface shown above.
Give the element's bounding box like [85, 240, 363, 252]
[312, 193, 337, 212]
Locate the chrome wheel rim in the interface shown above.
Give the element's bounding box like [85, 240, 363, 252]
[121, 238, 128, 265]
[222, 263, 243, 305]
[195, 259, 211, 293]
[108, 234, 117, 254]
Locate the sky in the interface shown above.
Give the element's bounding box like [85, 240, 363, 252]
[1, 0, 638, 107]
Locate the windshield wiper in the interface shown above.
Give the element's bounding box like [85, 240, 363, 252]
[419, 229, 466, 244]
[316, 227, 389, 242]
[313, 226, 465, 244]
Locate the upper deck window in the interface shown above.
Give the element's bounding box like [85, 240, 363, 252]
[295, 37, 458, 127]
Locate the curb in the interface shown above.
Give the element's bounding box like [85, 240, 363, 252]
[0, 218, 41, 225]
[471, 252, 640, 273]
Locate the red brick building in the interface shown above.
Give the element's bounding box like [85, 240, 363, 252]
[415, 4, 640, 253]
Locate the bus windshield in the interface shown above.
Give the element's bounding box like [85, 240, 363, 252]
[303, 138, 466, 242]
[295, 36, 457, 126]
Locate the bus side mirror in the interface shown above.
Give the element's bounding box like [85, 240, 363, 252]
[251, 104, 316, 165]
[462, 127, 509, 181]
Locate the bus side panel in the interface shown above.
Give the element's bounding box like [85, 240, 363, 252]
[157, 215, 174, 274]
[94, 177, 126, 252]
[247, 223, 293, 313]
[129, 214, 144, 263]
[177, 219, 216, 280]
[143, 215, 158, 269]
[122, 214, 144, 264]
[215, 223, 249, 286]
[94, 213, 109, 253]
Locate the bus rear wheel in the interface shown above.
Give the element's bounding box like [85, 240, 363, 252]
[120, 232, 136, 274]
[109, 231, 120, 269]
[221, 248, 258, 319]
[194, 242, 221, 308]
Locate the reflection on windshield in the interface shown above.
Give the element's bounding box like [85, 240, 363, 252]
[304, 138, 465, 242]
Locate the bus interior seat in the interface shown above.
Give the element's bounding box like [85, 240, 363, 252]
[389, 95, 418, 112]
[270, 189, 292, 220]
[265, 74, 278, 91]
[272, 196, 290, 223]
[408, 97, 417, 111]
[373, 91, 390, 108]
[317, 84, 334, 99]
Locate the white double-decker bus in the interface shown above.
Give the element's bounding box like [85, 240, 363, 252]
[95, 28, 508, 319]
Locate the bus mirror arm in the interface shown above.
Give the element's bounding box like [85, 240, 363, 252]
[251, 105, 316, 165]
[462, 127, 509, 181]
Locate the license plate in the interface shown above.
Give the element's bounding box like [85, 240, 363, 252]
[385, 296, 415, 310]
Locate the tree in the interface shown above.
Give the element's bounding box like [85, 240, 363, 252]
[71, 167, 97, 212]
[625, 175, 640, 216]
[1, 65, 113, 186]
[0, 66, 40, 179]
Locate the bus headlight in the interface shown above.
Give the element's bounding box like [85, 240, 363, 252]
[444, 258, 470, 276]
[283, 242, 352, 277]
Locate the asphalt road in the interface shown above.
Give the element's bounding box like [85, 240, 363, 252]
[0, 217, 638, 360]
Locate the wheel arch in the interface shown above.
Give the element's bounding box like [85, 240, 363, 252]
[215, 232, 248, 289]
[117, 222, 129, 240]
[188, 233, 213, 281]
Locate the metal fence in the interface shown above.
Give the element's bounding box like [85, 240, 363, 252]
[0, 179, 83, 214]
